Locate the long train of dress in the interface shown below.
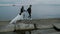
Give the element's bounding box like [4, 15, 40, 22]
[9, 13, 24, 24]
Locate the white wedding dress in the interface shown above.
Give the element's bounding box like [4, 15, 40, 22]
[9, 10, 32, 24]
[23, 11, 29, 19]
[9, 13, 24, 24]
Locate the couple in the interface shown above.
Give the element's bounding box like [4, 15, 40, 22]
[20, 5, 32, 19]
[10, 5, 32, 24]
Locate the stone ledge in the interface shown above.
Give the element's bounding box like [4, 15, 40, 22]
[0, 24, 14, 32]
[31, 29, 57, 34]
[36, 24, 53, 29]
[16, 23, 35, 30]
[53, 23, 60, 29]
[48, 32, 60, 34]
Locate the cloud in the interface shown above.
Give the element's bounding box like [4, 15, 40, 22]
[0, 0, 17, 2]
[30, 0, 60, 4]
[16, 0, 60, 5]
[0, 0, 60, 4]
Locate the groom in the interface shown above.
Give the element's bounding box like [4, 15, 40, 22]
[27, 5, 32, 19]
[20, 5, 32, 20]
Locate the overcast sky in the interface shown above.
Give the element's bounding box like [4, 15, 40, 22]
[0, 0, 60, 4]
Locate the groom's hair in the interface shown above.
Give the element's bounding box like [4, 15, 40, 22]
[30, 5, 32, 7]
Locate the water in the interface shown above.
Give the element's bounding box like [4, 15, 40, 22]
[0, 4, 60, 21]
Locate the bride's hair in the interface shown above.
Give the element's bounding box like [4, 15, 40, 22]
[19, 13, 21, 15]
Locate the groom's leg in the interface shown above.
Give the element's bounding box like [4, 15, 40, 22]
[28, 12, 31, 18]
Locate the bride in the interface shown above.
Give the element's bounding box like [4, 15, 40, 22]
[9, 6, 25, 24]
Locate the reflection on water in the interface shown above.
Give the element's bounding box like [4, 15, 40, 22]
[0, 31, 28, 34]
[0, 31, 25, 34]
[0, 32, 17, 34]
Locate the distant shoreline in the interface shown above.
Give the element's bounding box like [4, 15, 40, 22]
[0, 18, 60, 21]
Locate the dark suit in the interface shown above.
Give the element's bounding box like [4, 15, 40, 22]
[27, 7, 31, 18]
